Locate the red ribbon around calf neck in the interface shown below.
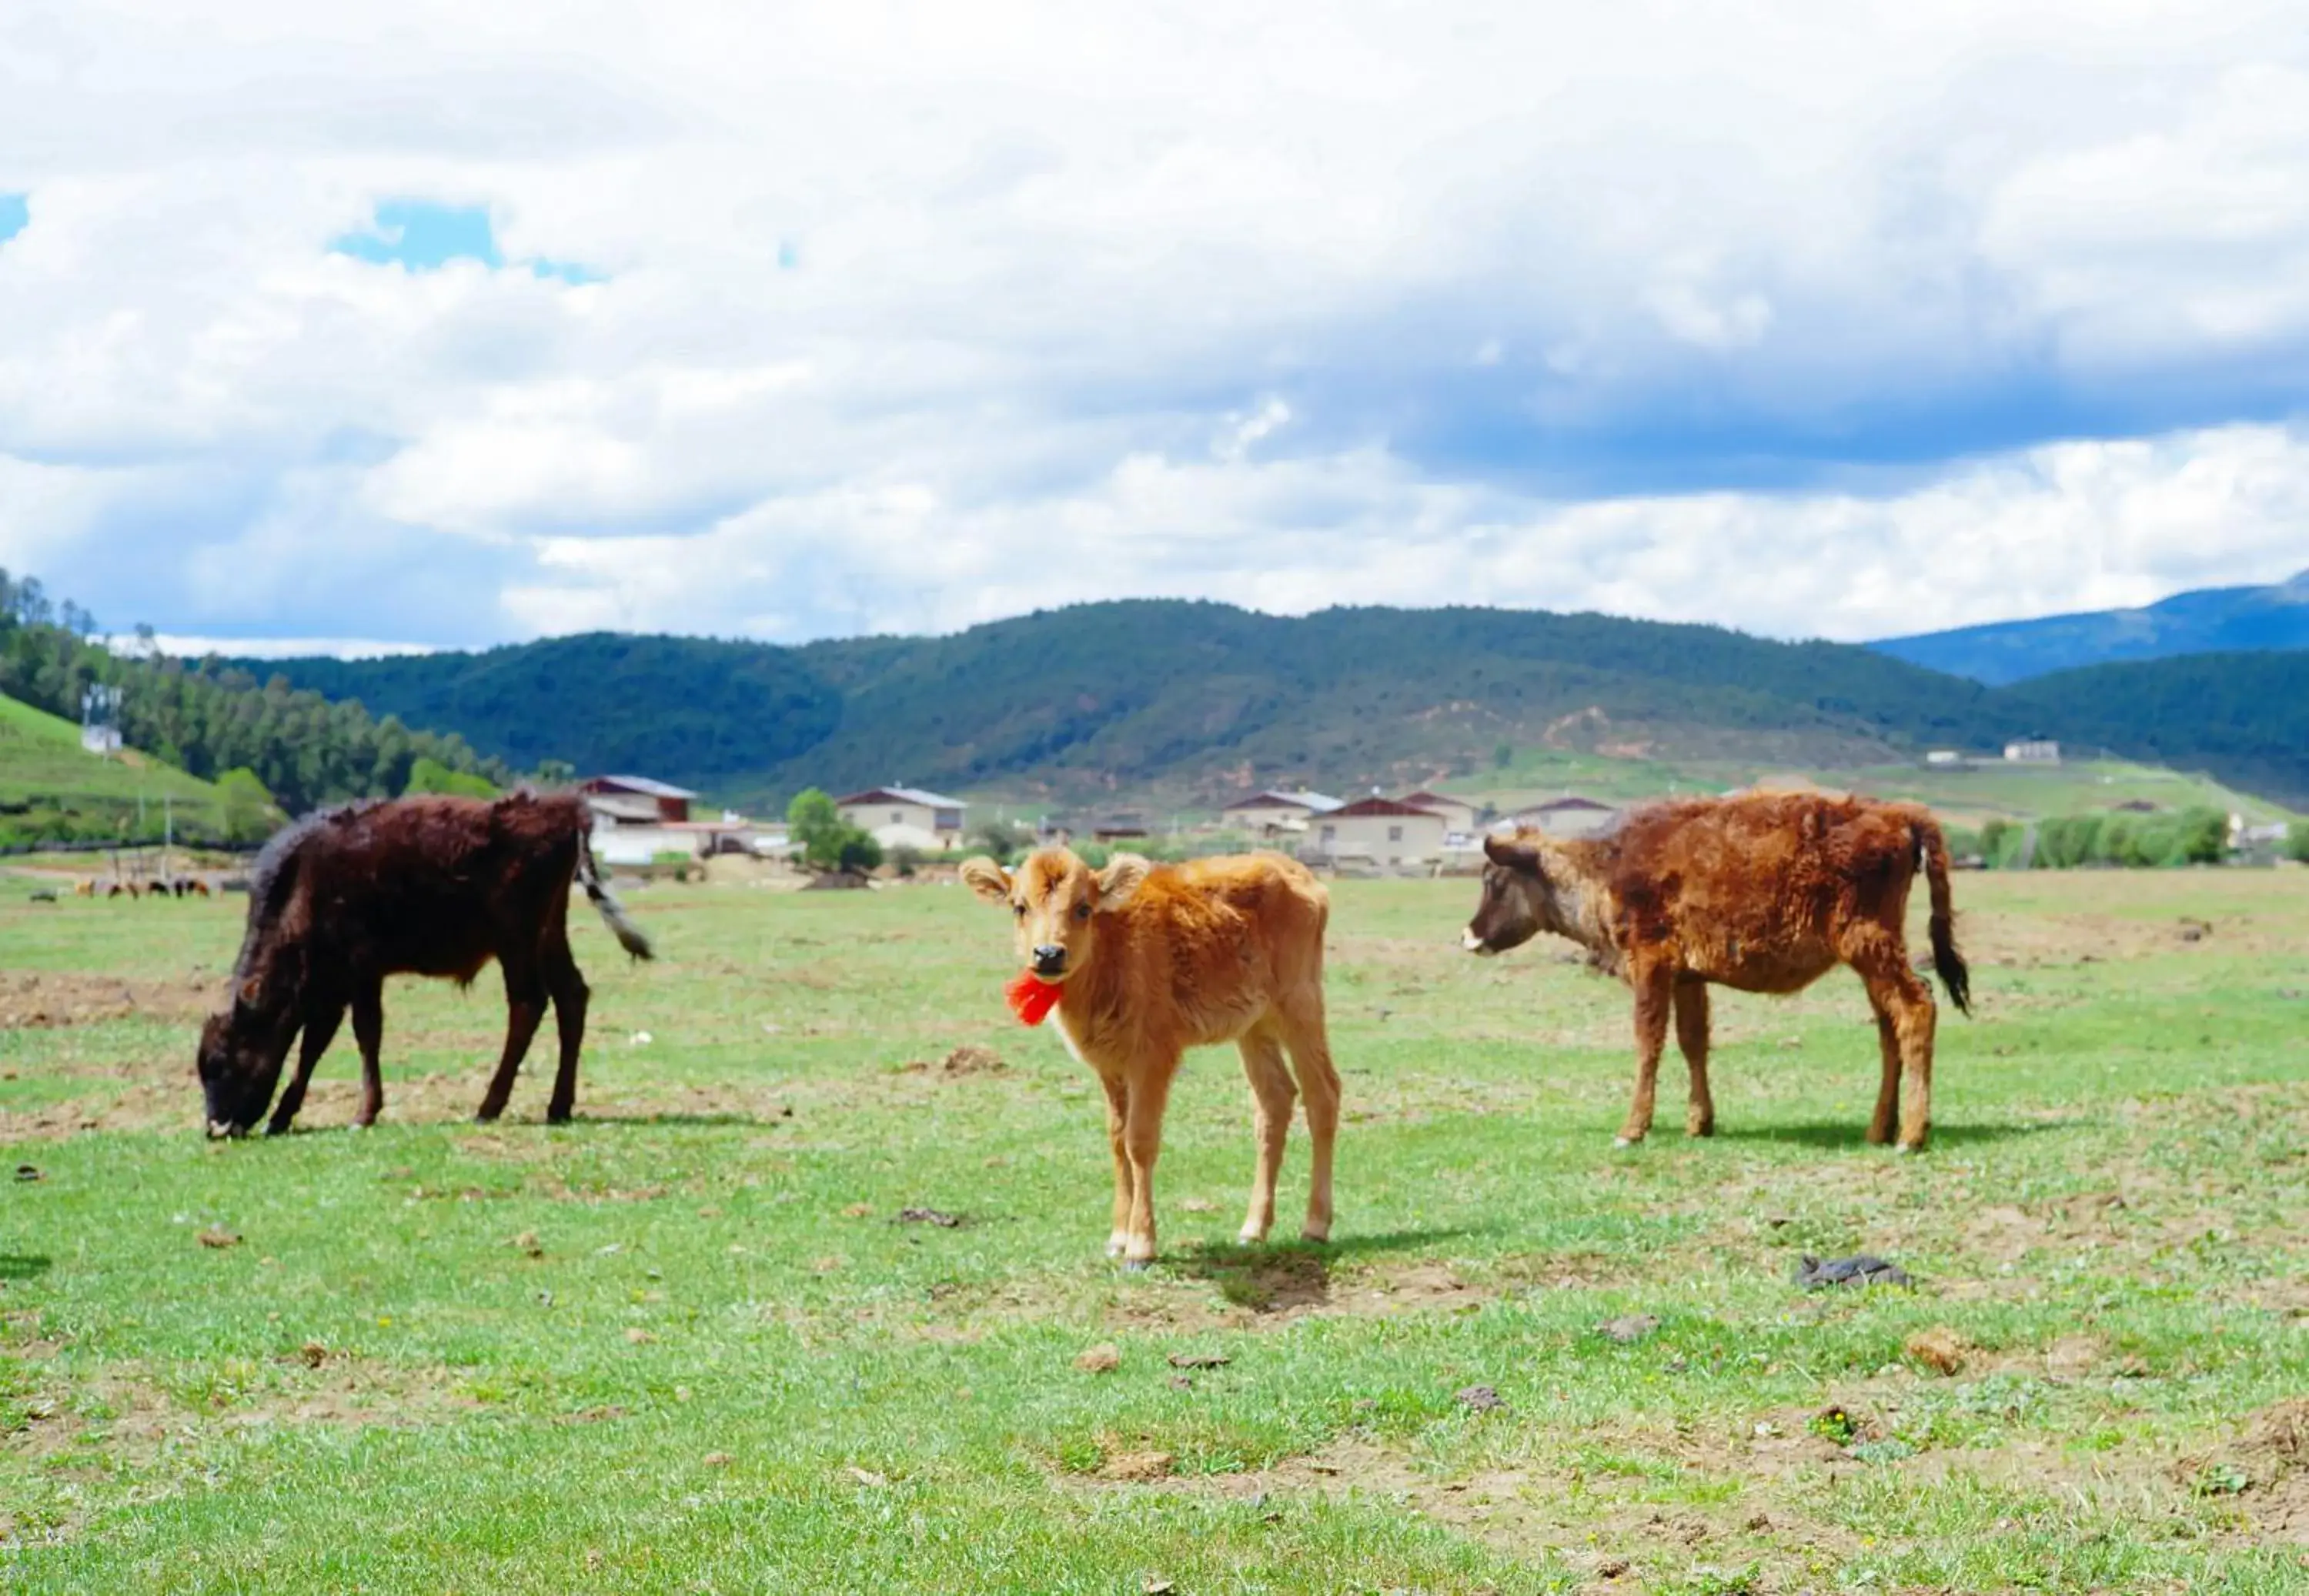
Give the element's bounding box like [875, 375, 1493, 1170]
[1004, 970, 1063, 1027]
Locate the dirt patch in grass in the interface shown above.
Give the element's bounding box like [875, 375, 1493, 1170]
[0, 970, 222, 1028]
[898, 1044, 1008, 1079]
[1140, 1430, 1861, 1586]
[4, 1352, 484, 1474]
[2187, 1400, 2309, 1544]
[1959, 909, 2306, 970]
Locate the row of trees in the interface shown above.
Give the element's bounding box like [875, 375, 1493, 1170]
[1970, 808, 2232, 870]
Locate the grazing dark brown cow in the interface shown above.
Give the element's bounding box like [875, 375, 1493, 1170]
[1462, 793, 1970, 1151]
[961, 847, 1340, 1266]
[196, 793, 652, 1137]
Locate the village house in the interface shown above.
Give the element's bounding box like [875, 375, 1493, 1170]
[837, 785, 969, 852]
[579, 773, 697, 823]
[1306, 796, 1449, 871]
[1502, 795, 1619, 839]
[578, 775, 777, 863]
[1220, 789, 1343, 838]
[1396, 789, 1481, 841]
[2003, 736, 2061, 764]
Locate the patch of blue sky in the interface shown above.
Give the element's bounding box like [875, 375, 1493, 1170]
[331, 199, 603, 285]
[0, 193, 28, 245]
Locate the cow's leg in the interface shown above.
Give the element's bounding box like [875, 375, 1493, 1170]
[1860, 963, 1936, 1152]
[1674, 976, 1715, 1137]
[1616, 962, 1676, 1147]
[1278, 997, 1341, 1244]
[542, 947, 590, 1126]
[1866, 1004, 1901, 1145]
[475, 959, 547, 1124]
[349, 980, 387, 1128]
[1118, 1059, 1178, 1267]
[266, 1003, 343, 1136]
[1099, 1073, 1132, 1258]
[1236, 1027, 1296, 1246]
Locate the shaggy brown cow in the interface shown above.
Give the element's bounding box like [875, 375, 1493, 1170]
[196, 793, 652, 1137]
[961, 847, 1340, 1266]
[1462, 793, 1969, 1151]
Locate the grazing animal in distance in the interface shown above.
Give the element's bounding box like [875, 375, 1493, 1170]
[961, 847, 1340, 1266]
[196, 793, 653, 1137]
[73, 879, 95, 898]
[1463, 792, 1970, 1152]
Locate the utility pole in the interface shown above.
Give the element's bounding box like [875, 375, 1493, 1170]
[163, 792, 173, 888]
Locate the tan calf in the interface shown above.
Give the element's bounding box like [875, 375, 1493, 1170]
[962, 847, 1340, 1266]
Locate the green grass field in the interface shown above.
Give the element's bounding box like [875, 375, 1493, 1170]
[0, 694, 229, 849]
[2, 870, 2306, 1592]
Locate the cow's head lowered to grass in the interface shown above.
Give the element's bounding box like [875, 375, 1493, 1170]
[961, 847, 1151, 980]
[196, 978, 299, 1137]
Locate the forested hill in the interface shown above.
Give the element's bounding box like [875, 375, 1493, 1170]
[239, 599, 2309, 810]
[243, 606, 1996, 808]
[0, 569, 505, 821]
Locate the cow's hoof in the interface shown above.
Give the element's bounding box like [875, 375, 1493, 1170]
[1118, 1257, 1152, 1273]
[1237, 1227, 1268, 1247]
[1105, 1238, 1128, 1260]
[545, 1111, 573, 1127]
[1894, 1143, 1923, 1157]
[1612, 1136, 1639, 1150]
[1299, 1226, 1331, 1246]
[262, 1121, 292, 1138]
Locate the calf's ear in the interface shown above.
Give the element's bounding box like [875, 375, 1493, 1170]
[958, 856, 1014, 903]
[1483, 834, 1543, 874]
[1094, 853, 1151, 907]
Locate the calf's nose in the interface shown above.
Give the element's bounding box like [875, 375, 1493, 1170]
[1031, 943, 1067, 975]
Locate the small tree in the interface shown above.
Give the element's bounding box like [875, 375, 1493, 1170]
[218, 767, 279, 844]
[405, 756, 495, 800]
[787, 787, 883, 873]
[1492, 741, 1515, 770]
[970, 818, 1034, 865]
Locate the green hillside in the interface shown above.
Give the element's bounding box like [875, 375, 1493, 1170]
[0, 693, 231, 847]
[243, 602, 2309, 812]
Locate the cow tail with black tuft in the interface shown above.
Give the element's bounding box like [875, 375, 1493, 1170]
[1914, 819, 1969, 1015]
[576, 824, 654, 960]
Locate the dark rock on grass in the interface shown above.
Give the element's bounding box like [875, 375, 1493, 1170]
[1454, 1384, 1505, 1413]
[1793, 1253, 1910, 1289]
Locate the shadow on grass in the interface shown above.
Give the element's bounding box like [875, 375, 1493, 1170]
[1165, 1225, 1489, 1314]
[0, 1254, 53, 1280]
[1713, 1119, 2072, 1150]
[569, 1111, 787, 1129]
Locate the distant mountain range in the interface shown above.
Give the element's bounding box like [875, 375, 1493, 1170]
[1873, 569, 2309, 684]
[236, 600, 2309, 810]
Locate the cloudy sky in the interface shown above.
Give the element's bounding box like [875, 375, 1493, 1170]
[4, 2, 2309, 655]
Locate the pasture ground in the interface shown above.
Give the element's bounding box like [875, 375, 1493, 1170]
[2, 869, 2305, 1593]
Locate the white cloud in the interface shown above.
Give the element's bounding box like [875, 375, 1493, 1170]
[2, 1, 2307, 649]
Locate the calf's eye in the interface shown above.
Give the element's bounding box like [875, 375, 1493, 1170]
[1073, 902, 1091, 921]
